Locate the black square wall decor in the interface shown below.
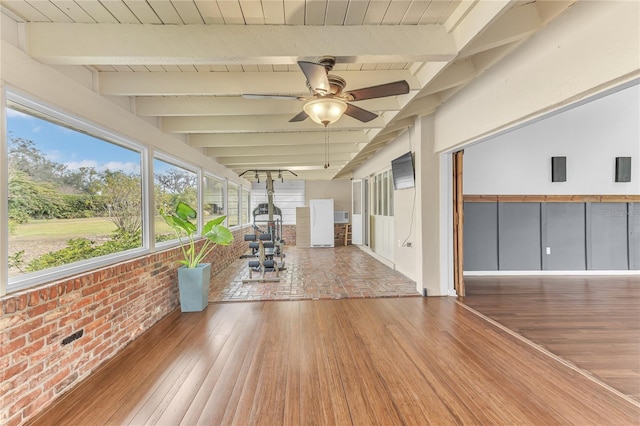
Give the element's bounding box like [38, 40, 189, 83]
[551, 156, 567, 182]
[615, 157, 631, 182]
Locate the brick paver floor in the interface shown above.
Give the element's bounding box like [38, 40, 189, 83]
[209, 245, 419, 302]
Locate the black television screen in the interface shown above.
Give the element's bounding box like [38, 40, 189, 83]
[391, 152, 415, 190]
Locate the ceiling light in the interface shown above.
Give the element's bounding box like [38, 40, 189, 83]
[303, 98, 347, 127]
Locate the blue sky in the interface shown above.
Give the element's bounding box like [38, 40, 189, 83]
[7, 108, 141, 174]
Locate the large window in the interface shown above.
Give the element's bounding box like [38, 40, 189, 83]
[6, 100, 143, 284]
[153, 158, 197, 242]
[371, 169, 394, 217]
[204, 174, 225, 222]
[3, 93, 250, 294]
[242, 187, 251, 226]
[251, 180, 305, 224]
[227, 182, 240, 227]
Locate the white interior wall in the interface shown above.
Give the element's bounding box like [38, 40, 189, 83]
[353, 129, 418, 282]
[464, 83, 640, 195]
[435, 0, 640, 153]
[305, 180, 351, 212]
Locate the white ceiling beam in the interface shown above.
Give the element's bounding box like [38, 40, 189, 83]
[449, 0, 514, 52]
[217, 152, 353, 166]
[207, 143, 360, 157]
[135, 96, 401, 116]
[99, 70, 418, 96]
[26, 23, 458, 65]
[189, 131, 370, 148]
[420, 59, 477, 96]
[163, 115, 386, 133]
[458, 2, 541, 59]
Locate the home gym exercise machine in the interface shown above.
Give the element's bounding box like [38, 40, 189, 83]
[238, 169, 296, 283]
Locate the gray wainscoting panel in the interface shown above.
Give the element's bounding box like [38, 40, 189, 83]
[588, 203, 629, 270]
[498, 203, 541, 270]
[463, 202, 498, 271]
[629, 203, 640, 270]
[542, 203, 586, 270]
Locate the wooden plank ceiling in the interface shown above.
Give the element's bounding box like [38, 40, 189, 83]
[1, 0, 575, 181]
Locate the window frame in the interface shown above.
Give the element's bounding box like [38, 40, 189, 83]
[4, 89, 149, 294]
[152, 152, 201, 247]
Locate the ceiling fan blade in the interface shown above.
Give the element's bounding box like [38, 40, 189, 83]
[344, 80, 410, 101]
[298, 61, 330, 95]
[344, 103, 378, 123]
[242, 94, 304, 100]
[289, 110, 309, 122]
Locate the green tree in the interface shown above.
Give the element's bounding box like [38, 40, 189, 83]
[99, 170, 143, 235]
[8, 136, 67, 184]
[8, 170, 67, 221]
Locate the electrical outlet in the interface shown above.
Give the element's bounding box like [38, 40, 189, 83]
[546, 247, 551, 255]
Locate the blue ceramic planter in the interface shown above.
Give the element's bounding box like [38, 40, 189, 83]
[177, 263, 211, 312]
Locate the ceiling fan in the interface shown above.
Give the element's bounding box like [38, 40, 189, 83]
[242, 56, 410, 127]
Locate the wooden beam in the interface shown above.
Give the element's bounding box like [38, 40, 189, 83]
[162, 115, 386, 133]
[99, 70, 417, 96]
[463, 195, 640, 203]
[189, 131, 369, 148]
[26, 23, 457, 65]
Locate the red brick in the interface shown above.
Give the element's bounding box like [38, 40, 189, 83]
[82, 284, 102, 298]
[28, 323, 56, 343]
[84, 315, 106, 332]
[3, 335, 26, 356]
[12, 338, 45, 360]
[58, 311, 82, 327]
[0, 359, 28, 382]
[27, 301, 58, 318]
[28, 292, 39, 306]
[4, 413, 23, 426]
[22, 388, 54, 419]
[9, 387, 43, 416]
[17, 294, 28, 311]
[38, 289, 49, 302]
[46, 325, 71, 346]
[30, 343, 58, 364]
[42, 366, 70, 390]
[8, 318, 43, 340]
[58, 291, 81, 306]
[71, 297, 93, 311]
[44, 306, 69, 323]
[3, 298, 17, 314]
[49, 286, 58, 299]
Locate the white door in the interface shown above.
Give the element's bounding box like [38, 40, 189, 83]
[351, 180, 363, 245]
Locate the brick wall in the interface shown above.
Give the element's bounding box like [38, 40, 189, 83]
[282, 225, 296, 246]
[0, 228, 248, 426]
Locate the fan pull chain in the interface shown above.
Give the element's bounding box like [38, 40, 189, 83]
[324, 128, 330, 169]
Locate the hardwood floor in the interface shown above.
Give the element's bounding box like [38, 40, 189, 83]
[29, 297, 639, 425]
[461, 275, 640, 402]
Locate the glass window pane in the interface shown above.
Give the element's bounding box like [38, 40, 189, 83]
[154, 158, 197, 242]
[352, 181, 361, 215]
[227, 183, 240, 227]
[6, 103, 143, 279]
[242, 188, 250, 225]
[383, 171, 388, 216]
[389, 171, 394, 217]
[376, 175, 382, 215]
[250, 180, 305, 225]
[204, 175, 224, 223]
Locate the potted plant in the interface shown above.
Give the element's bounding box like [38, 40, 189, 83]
[161, 202, 233, 312]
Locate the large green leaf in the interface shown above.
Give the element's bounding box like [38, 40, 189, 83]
[175, 202, 197, 221]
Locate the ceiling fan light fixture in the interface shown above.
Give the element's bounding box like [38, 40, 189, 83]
[303, 98, 347, 127]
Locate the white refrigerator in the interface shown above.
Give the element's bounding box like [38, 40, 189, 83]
[310, 199, 334, 247]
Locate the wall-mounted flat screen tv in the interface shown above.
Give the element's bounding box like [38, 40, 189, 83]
[391, 152, 415, 190]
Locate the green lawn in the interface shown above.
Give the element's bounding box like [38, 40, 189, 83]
[10, 216, 175, 240]
[11, 217, 117, 240]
